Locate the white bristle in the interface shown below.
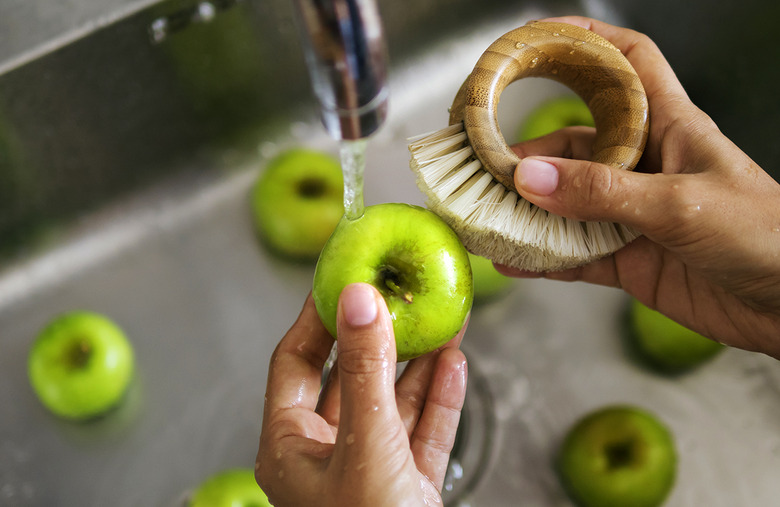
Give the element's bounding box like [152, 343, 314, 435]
[431, 158, 482, 200]
[408, 121, 641, 271]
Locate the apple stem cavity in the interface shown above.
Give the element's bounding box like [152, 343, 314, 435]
[379, 266, 414, 304]
[67, 339, 93, 369]
[605, 440, 636, 470]
[297, 177, 327, 199]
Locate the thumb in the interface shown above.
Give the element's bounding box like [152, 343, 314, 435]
[514, 156, 668, 230]
[334, 283, 400, 446]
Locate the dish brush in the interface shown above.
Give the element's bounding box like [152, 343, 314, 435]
[409, 21, 649, 271]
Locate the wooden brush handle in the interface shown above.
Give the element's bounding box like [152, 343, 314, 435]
[449, 21, 649, 191]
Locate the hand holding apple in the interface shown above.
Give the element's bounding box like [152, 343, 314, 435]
[27, 311, 135, 420]
[313, 203, 473, 361]
[256, 289, 468, 506]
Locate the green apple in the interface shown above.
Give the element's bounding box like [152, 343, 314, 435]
[517, 95, 594, 142]
[468, 252, 513, 303]
[628, 299, 724, 373]
[252, 148, 343, 260]
[556, 405, 677, 507]
[313, 203, 473, 361]
[28, 311, 135, 420]
[189, 468, 270, 507]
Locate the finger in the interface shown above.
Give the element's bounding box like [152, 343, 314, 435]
[410, 348, 468, 490]
[263, 293, 335, 416]
[513, 155, 687, 235]
[396, 320, 469, 436]
[333, 283, 401, 447]
[511, 126, 595, 160]
[495, 237, 667, 298]
[539, 16, 688, 102]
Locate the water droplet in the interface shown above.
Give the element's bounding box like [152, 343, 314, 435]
[772, 227, 780, 233]
[259, 141, 277, 159]
[529, 57, 539, 68]
[275, 451, 282, 459]
[687, 204, 702, 213]
[573, 40, 586, 47]
[515, 42, 526, 49]
[346, 433, 356, 445]
[553, 32, 560, 37]
[569, 50, 575, 55]
[149, 18, 168, 44]
[196, 2, 216, 22]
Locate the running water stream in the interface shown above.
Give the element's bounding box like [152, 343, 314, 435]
[339, 139, 367, 221]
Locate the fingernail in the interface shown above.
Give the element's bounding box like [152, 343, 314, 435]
[341, 283, 378, 327]
[517, 158, 559, 196]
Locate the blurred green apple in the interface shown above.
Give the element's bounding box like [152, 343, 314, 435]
[517, 95, 594, 142]
[28, 311, 135, 420]
[313, 203, 473, 361]
[189, 468, 270, 507]
[557, 405, 677, 507]
[468, 252, 513, 303]
[629, 299, 724, 373]
[252, 148, 343, 260]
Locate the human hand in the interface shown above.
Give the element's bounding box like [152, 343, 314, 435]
[255, 283, 468, 506]
[501, 16, 780, 359]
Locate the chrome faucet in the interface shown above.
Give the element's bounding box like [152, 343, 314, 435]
[292, 0, 388, 140]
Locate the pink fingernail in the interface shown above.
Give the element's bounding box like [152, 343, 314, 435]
[518, 158, 559, 196]
[341, 283, 378, 327]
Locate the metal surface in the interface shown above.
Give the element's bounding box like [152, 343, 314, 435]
[293, 0, 389, 140]
[1, 0, 780, 506]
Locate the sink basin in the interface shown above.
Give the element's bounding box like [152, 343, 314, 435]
[1, 0, 778, 505]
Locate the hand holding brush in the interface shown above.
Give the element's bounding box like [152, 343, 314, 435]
[500, 17, 780, 360]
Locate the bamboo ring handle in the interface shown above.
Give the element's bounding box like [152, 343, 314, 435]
[449, 21, 649, 191]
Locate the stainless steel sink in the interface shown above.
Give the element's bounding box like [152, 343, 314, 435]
[1, 0, 779, 505]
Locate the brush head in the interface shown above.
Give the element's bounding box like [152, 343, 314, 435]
[409, 123, 641, 272]
[408, 21, 648, 272]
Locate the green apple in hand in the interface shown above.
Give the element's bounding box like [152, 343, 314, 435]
[189, 468, 270, 507]
[517, 95, 594, 142]
[28, 311, 135, 420]
[313, 203, 473, 361]
[468, 252, 513, 303]
[557, 405, 677, 507]
[252, 148, 343, 260]
[629, 299, 724, 373]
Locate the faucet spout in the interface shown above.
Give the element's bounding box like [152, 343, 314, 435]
[293, 0, 388, 140]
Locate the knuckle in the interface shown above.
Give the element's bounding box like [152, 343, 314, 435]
[337, 344, 390, 377]
[578, 161, 614, 208]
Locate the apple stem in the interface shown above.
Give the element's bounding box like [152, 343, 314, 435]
[385, 278, 414, 304]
